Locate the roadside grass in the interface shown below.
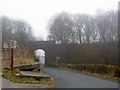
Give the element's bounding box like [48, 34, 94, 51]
[14, 48, 36, 65]
[0, 66, 2, 73]
[2, 67, 54, 85]
[2, 48, 54, 85]
[48, 64, 120, 81]
[2, 48, 36, 66]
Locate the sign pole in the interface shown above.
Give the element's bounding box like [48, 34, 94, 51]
[11, 48, 14, 69]
[3, 40, 17, 69]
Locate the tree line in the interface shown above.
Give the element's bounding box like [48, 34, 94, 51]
[47, 10, 118, 65]
[1, 16, 36, 64]
[47, 10, 118, 44]
[2, 16, 35, 49]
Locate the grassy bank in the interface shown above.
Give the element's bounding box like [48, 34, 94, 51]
[2, 48, 36, 66]
[2, 67, 54, 85]
[48, 64, 120, 80]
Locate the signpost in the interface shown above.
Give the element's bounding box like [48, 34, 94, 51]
[56, 57, 60, 64]
[3, 40, 17, 68]
[11, 48, 14, 68]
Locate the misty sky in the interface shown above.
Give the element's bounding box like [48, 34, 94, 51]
[0, 0, 118, 40]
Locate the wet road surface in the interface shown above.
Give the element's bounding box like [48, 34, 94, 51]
[40, 65, 119, 88]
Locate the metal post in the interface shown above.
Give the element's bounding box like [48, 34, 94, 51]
[11, 48, 14, 68]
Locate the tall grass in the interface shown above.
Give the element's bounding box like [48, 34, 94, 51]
[2, 48, 35, 66]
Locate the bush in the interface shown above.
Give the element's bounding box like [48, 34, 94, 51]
[49, 64, 120, 79]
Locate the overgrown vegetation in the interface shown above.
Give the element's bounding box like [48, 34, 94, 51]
[48, 64, 120, 80]
[48, 11, 117, 44]
[46, 42, 118, 65]
[2, 67, 53, 85]
[2, 48, 36, 65]
[2, 16, 36, 65]
[14, 48, 36, 65]
[47, 10, 118, 66]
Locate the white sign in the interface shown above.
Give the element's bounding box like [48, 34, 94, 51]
[3, 42, 8, 48]
[3, 40, 17, 49]
[56, 57, 60, 60]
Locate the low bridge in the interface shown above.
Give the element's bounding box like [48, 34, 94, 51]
[28, 41, 61, 66]
[28, 41, 77, 66]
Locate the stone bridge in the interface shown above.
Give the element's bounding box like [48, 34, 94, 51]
[28, 41, 65, 66]
[28, 41, 118, 65]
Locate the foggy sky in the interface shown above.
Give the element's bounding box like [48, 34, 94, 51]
[0, 0, 118, 40]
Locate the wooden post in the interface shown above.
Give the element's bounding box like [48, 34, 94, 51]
[11, 48, 14, 69]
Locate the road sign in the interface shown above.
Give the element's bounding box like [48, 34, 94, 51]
[3, 40, 17, 69]
[3, 40, 17, 49]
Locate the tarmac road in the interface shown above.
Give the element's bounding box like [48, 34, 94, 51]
[40, 65, 119, 88]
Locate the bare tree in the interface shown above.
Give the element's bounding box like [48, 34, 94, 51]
[73, 14, 83, 44]
[2, 16, 35, 48]
[96, 10, 118, 43]
[48, 12, 74, 44]
[47, 10, 118, 44]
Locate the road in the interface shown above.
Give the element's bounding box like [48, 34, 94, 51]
[40, 65, 119, 88]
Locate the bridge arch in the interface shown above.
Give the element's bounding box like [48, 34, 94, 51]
[34, 49, 45, 64]
[29, 41, 57, 65]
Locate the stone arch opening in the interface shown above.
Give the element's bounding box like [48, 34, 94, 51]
[29, 41, 57, 65]
[34, 49, 45, 65]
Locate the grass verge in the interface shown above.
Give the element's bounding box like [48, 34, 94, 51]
[47, 64, 120, 81]
[2, 67, 54, 85]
